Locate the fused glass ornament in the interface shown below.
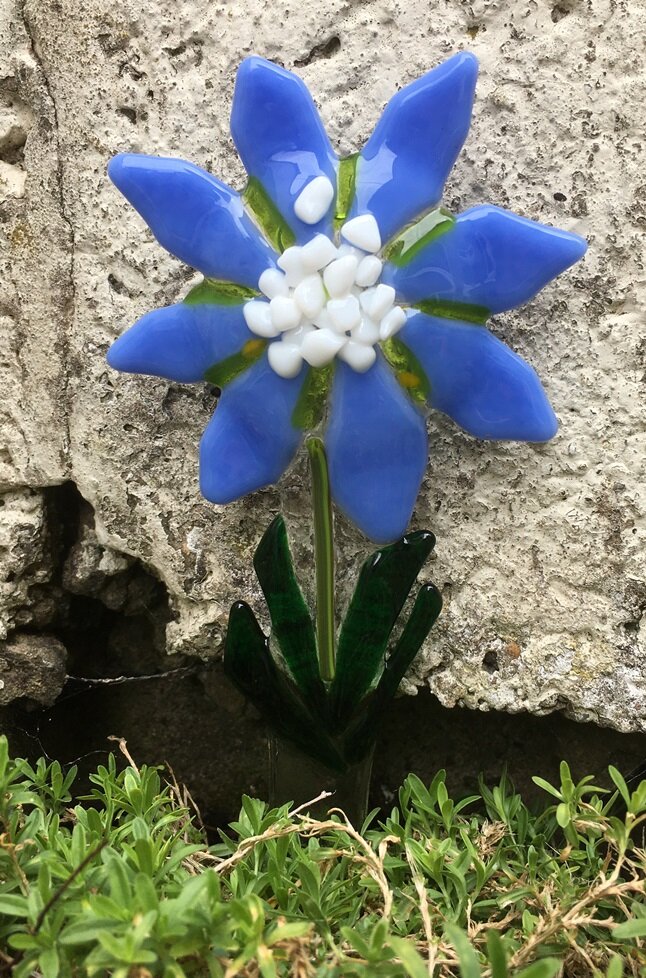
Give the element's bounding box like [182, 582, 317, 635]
[107, 53, 587, 543]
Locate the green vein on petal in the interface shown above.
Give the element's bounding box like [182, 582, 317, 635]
[204, 339, 267, 388]
[380, 336, 430, 409]
[243, 176, 296, 253]
[334, 154, 358, 230]
[382, 208, 455, 266]
[184, 278, 259, 306]
[291, 363, 334, 430]
[414, 298, 490, 325]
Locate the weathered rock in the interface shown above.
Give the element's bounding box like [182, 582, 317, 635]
[0, 632, 67, 706]
[0, 0, 644, 733]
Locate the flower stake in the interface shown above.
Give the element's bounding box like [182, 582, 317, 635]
[106, 54, 587, 820]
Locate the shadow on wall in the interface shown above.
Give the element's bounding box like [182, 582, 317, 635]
[2, 666, 646, 830]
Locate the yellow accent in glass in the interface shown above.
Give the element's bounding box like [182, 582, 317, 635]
[381, 337, 430, 408]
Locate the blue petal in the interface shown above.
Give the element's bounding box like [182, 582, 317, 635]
[400, 312, 558, 441]
[199, 355, 306, 504]
[107, 303, 254, 383]
[231, 57, 338, 242]
[325, 358, 428, 543]
[350, 52, 478, 243]
[383, 205, 588, 314]
[108, 153, 276, 286]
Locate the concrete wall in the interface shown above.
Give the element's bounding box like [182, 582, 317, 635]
[1, 0, 644, 740]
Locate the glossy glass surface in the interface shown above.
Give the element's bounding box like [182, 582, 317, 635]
[349, 52, 478, 243]
[199, 355, 306, 504]
[108, 154, 277, 287]
[325, 358, 428, 544]
[231, 56, 338, 244]
[106, 302, 254, 383]
[107, 53, 587, 542]
[400, 313, 558, 441]
[382, 205, 588, 314]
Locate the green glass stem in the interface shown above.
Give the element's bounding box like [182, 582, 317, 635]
[306, 437, 336, 682]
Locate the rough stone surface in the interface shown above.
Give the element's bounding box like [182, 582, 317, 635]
[0, 632, 67, 707]
[0, 0, 644, 734]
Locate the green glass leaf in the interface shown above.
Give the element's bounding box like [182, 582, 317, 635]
[223, 601, 344, 771]
[334, 154, 358, 228]
[291, 364, 334, 431]
[343, 583, 442, 763]
[203, 338, 267, 388]
[383, 208, 455, 266]
[330, 531, 436, 729]
[380, 336, 431, 408]
[184, 278, 258, 306]
[243, 176, 296, 253]
[253, 516, 327, 710]
[414, 298, 490, 325]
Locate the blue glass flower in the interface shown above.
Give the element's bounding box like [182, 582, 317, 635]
[107, 54, 587, 544]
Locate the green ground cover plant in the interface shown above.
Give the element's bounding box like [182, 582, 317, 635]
[0, 735, 643, 977]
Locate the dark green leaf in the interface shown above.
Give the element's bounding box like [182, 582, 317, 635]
[223, 601, 344, 771]
[344, 583, 442, 762]
[253, 516, 326, 710]
[330, 531, 435, 729]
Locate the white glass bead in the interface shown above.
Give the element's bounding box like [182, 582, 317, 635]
[336, 243, 364, 262]
[323, 255, 359, 298]
[301, 328, 346, 367]
[338, 341, 377, 372]
[269, 296, 301, 332]
[258, 267, 289, 299]
[293, 273, 326, 319]
[243, 300, 278, 338]
[367, 283, 396, 321]
[341, 214, 382, 253]
[277, 246, 307, 287]
[380, 306, 407, 340]
[355, 255, 382, 288]
[267, 341, 303, 378]
[351, 316, 380, 346]
[301, 234, 338, 271]
[294, 175, 335, 225]
[327, 295, 362, 333]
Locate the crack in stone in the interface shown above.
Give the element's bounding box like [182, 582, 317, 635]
[17, 0, 75, 476]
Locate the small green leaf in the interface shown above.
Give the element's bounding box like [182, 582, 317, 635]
[0, 893, 30, 917]
[613, 918, 646, 939]
[445, 924, 482, 978]
[486, 930, 508, 978]
[556, 802, 570, 827]
[608, 765, 631, 807]
[389, 936, 429, 978]
[531, 776, 563, 801]
[515, 960, 561, 978]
